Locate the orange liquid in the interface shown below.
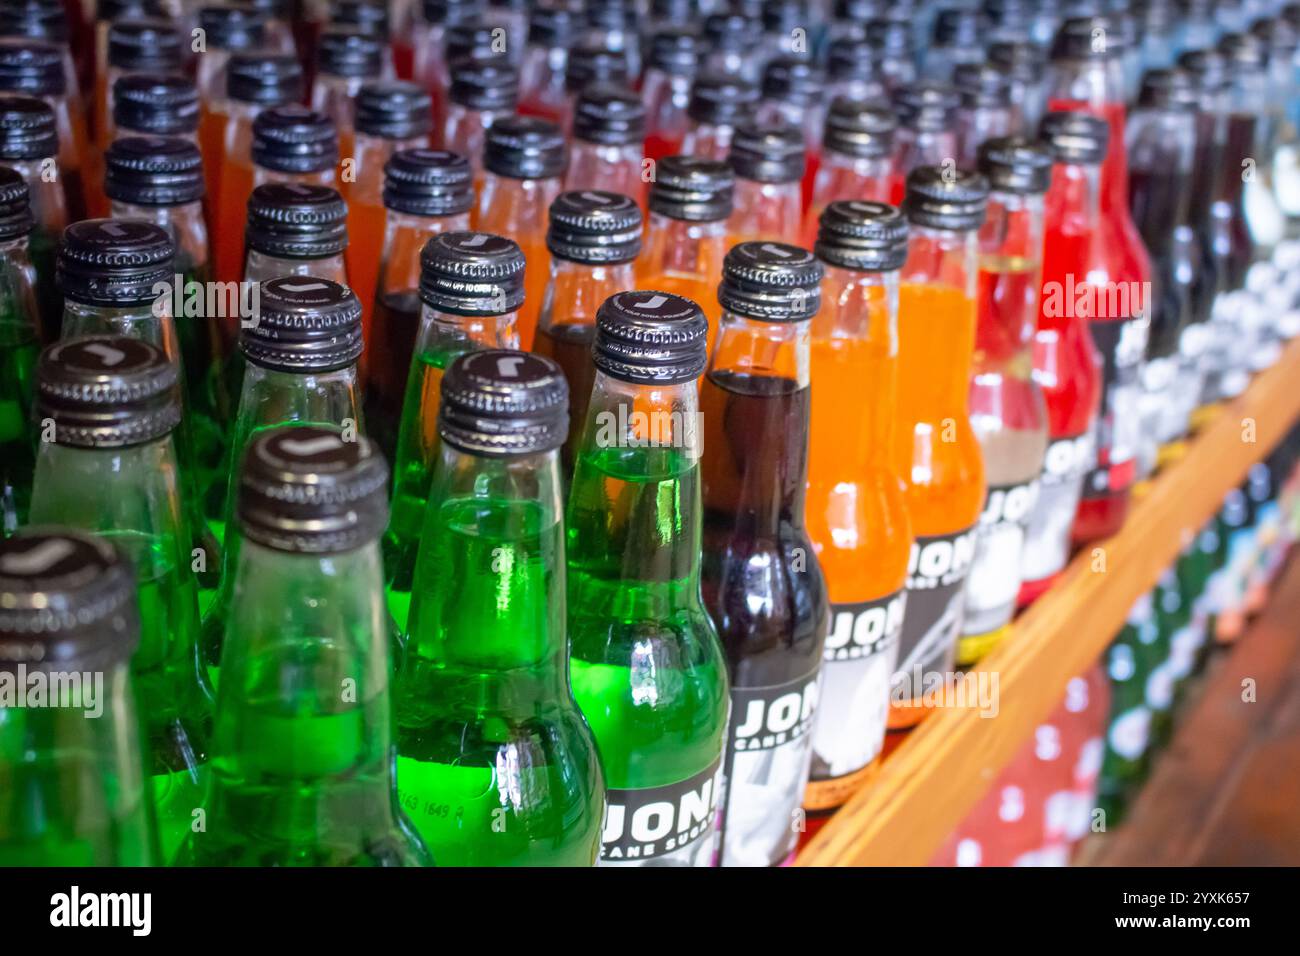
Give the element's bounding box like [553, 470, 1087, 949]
[474, 177, 560, 350]
[636, 220, 728, 360]
[215, 158, 254, 283]
[198, 107, 227, 229]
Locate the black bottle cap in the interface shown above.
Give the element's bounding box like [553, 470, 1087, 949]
[762, 0, 807, 33]
[902, 166, 990, 231]
[0, 164, 32, 239]
[0, 93, 54, 159]
[828, 36, 884, 83]
[565, 40, 631, 95]
[0, 530, 139, 667]
[762, 57, 824, 108]
[1177, 48, 1229, 93]
[438, 349, 568, 457]
[647, 154, 734, 222]
[447, 53, 519, 112]
[57, 219, 175, 307]
[704, 12, 761, 52]
[585, 0, 637, 31]
[419, 230, 526, 315]
[833, 0, 876, 23]
[866, 16, 913, 54]
[728, 122, 805, 184]
[1252, 17, 1300, 56]
[332, 0, 389, 37]
[251, 105, 338, 174]
[236, 426, 389, 555]
[317, 25, 382, 80]
[112, 72, 199, 136]
[197, 4, 266, 50]
[528, 2, 577, 47]
[815, 199, 908, 272]
[1051, 15, 1120, 61]
[1135, 67, 1198, 111]
[687, 71, 760, 127]
[356, 81, 433, 140]
[245, 182, 348, 259]
[933, 6, 983, 45]
[227, 53, 304, 106]
[823, 96, 896, 159]
[104, 135, 204, 206]
[547, 190, 642, 264]
[0, 40, 63, 95]
[988, 39, 1047, 82]
[978, 136, 1051, 194]
[423, 0, 485, 26]
[718, 241, 823, 322]
[1038, 109, 1108, 165]
[593, 289, 709, 384]
[1218, 31, 1268, 69]
[573, 83, 645, 146]
[0, 0, 68, 44]
[894, 82, 960, 132]
[35, 335, 180, 447]
[98, 0, 167, 21]
[444, 19, 500, 62]
[241, 275, 362, 372]
[648, 27, 700, 76]
[383, 148, 472, 217]
[108, 19, 182, 72]
[953, 62, 1012, 109]
[483, 115, 565, 180]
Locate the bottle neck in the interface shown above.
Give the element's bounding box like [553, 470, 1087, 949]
[538, 258, 636, 335]
[642, 211, 727, 282]
[976, 189, 1046, 369]
[244, 249, 349, 285]
[110, 200, 210, 278]
[377, 211, 472, 302]
[414, 304, 519, 364]
[901, 223, 978, 297]
[567, 372, 706, 616]
[406, 444, 568, 676]
[729, 177, 802, 242]
[0, 235, 40, 335]
[214, 538, 397, 804]
[60, 300, 180, 365]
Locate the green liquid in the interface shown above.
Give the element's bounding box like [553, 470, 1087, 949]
[0, 318, 37, 535]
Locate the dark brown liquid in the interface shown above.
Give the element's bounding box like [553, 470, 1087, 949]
[534, 321, 596, 478]
[367, 290, 422, 462]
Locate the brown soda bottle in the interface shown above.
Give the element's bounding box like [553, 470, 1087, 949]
[680, 71, 760, 162]
[312, 25, 385, 163]
[636, 155, 734, 359]
[726, 123, 806, 247]
[565, 84, 647, 206]
[0, 41, 89, 222]
[474, 115, 566, 350]
[211, 54, 305, 284]
[365, 148, 474, 460]
[0, 95, 65, 340]
[440, 53, 519, 188]
[345, 81, 435, 363]
[803, 98, 898, 247]
[532, 189, 642, 474]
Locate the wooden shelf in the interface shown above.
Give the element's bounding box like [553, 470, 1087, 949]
[796, 336, 1300, 867]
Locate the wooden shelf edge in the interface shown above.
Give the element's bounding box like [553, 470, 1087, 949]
[796, 337, 1300, 867]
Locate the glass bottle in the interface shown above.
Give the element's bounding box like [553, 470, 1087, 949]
[641, 27, 700, 162]
[312, 26, 384, 164]
[758, 57, 827, 211]
[803, 98, 898, 247]
[0, 165, 39, 534]
[0, 529, 159, 866]
[473, 115, 566, 350]
[96, 19, 181, 157]
[567, 289, 730, 868]
[700, 242, 830, 867]
[560, 39, 631, 134]
[989, 39, 1049, 135]
[890, 83, 961, 205]
[519, 1, 576, 124]
[565, 83, 647, 206]
[441, 53, 519, 186]
[383, 230, 522, 628]
[30, 335, 211, 863]
[726, 122, 805, 249]
[396, 350, 604, 865]
[954, 62, 1018, 169]
[680, 71, 761, 162]
[243, 183, 350, 286]
[922, 6, 986, 83]
[183, 425, 432, 866]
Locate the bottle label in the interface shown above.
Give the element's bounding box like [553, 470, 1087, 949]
[1108, 705, 1151, 761]
[962, 479, 1041, 643]
[598, 757, 724, 867]
[805, 591, 905, 810]
[1144, 660, 1175, 714]
[1021, 431, 1094, 583]
[1082, 316, 1149, 500]
[716, 668, 822, 867]
[893, 528, 978, 701]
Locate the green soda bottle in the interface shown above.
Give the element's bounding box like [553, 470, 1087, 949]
[105, 134, 231, 521]
[382, 230, 523, 631]
[55, 217, 222, 589]
[200, 275, 365, 683]
[0, 166, 40, 535]
[0, 529, 160, 866]
[396, 349, 605, 866]
[1095, 593, 1155, 827]
[566, 290, 731, 866]
[182, 425, 432, 866]
[28, 335, 211, 863]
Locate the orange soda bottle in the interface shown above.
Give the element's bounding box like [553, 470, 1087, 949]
[564, 84, 647, 207]
[725, 122, 804, 247]
[473, 115, 566, 350]
[636, 155, 734, 359]
[888, 167, 988, 733]
[532, 189, 642, 474]
[803, 200, 913, 822]
[312, 25, 384, 164]
[440, 54, 519, 189]
[364, 148, 473, 460]
[802, 98, 898, 247]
